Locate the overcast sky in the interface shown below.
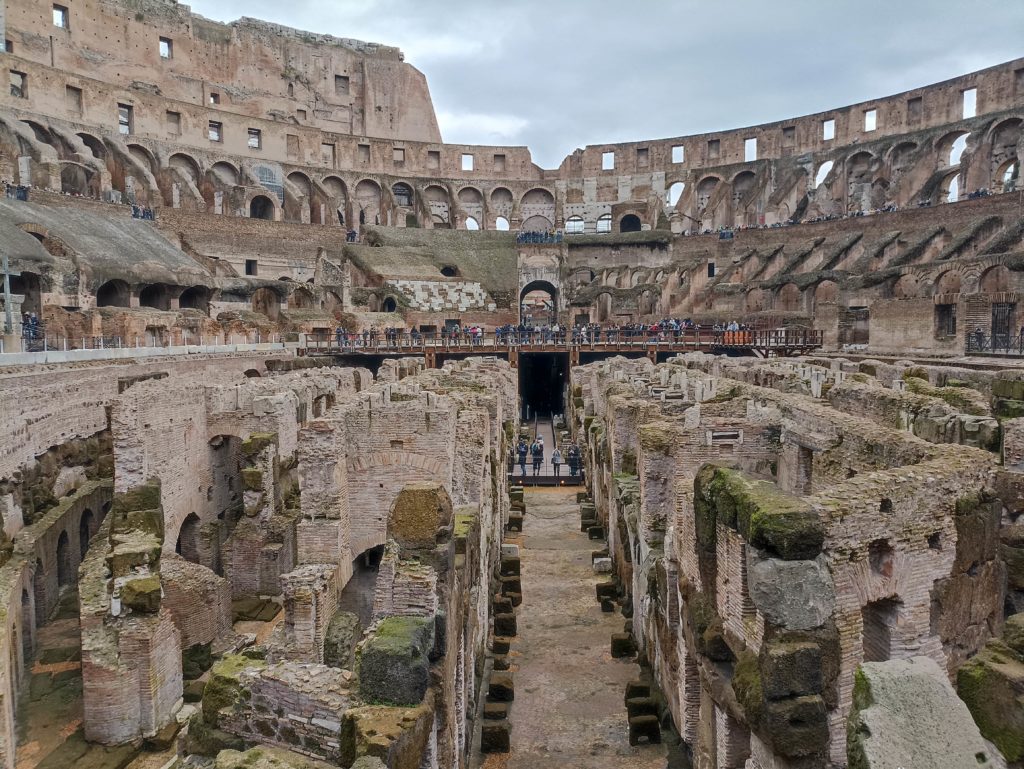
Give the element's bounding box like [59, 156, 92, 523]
[187, 0, 1024, 169]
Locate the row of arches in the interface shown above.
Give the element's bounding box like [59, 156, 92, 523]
[93, 280, 341, 318]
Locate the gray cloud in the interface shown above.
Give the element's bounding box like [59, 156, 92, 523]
[187, 0, 1024, 168]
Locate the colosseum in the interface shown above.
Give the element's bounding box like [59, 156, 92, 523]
[0, 1, 1023, 768]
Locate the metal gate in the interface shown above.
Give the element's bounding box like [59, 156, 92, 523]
[992, 303, 1016, 349]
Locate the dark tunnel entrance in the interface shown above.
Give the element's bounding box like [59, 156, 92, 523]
[518, 352, 567, 420]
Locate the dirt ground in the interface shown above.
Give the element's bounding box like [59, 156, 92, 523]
[495, 488, 668, 769]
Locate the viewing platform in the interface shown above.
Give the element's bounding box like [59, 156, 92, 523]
[299, 328, 823, 367]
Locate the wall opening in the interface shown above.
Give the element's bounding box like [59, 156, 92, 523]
[250, 195, 274, 220]
[862, 598, 901, 662]
[620, 214, 641, 233]
[518, 352, 568, 420]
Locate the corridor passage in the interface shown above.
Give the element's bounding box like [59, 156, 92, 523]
[503, 489, 666, 769]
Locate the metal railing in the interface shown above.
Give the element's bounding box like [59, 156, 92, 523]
[302, 327, 823, 354]
[965, 331, 1024, 355]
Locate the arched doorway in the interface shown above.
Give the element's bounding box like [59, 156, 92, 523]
[382, 296, 397, 313]
[79, 509, 94, 561]
[56, 531, 72, 587]
[250, 195, 274, 220]
[620, 214, 642, 233]
[96, 279, 130, 308]
[178, 286, 210, 313]
[176, 513, 201, 564]
[139, 283, 172, 310]
[520, 280, 558, 326]
[252, 287, 280, 321]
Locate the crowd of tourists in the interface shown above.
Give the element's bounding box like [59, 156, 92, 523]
[512, 435, 584, 479]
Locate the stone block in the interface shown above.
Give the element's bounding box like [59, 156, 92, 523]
[624, 680, 650, 703]
[506, 514, 524, 532]
[500, 543, 520, 558]
[388, 482, 454, 552]
[491, 636, 512, 655]
[852, 656, 1001, 768]
[483, 701, 509, 719]
[957, 641, 1024, 763]
[492, 595, 513, 614]
[591, 548, 610, 562]
[747, 553, 836, 631]
[203, 654, 267, 728]
[628, 714, 661, 746]
[600, 598, 615, 612]
[576, 491, 590, 503]
[611, 633, 636, 658]
[626, 696, 658, 718]
[500, 575, 522, 594]
[587, 525, 605, 540]
[596, 582, 617, 601]
[324, 611, 362, 670]
[593, 557, 613, 573]
[763, 642, 823, 700]
[500, 555, 521, 576]
[358, 616, 433, 707]
[763, 695, 828, 758]
[494, 612, 517, 637]
[481, 722, 511, 753]
[487, 673, 515, 702]
[492, 654, 510, 671]
[506, 591, 522, 607]
[121, 574, 162, 613]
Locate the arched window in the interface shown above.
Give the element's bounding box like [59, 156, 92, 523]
[250, 195, 274, 220]
[946, 175, 960, 203]
[565, 216, 584, 235]
[465, 217, 480, 231]
[814, 160, 834, 188]
[596, 214, 612, 234]
[620, 214, 641, 233]
[667, 182, 685, 207]
[382, 297, 397, 312]
[392, 183, 413, 207]
[949, 134, 968, 166]
[495, 216, 510, 231]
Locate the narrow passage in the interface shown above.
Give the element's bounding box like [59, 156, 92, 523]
[504, 489, 666, 768]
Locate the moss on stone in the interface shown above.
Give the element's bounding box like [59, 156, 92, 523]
[203, 654, 266, 727]
[453, 511, 476, 539]
[242, 433, 276, 458]
[110, 480, 161, 517]
[733, 648, 764, 726]
[638, 421, 677, 454]
[903, 376, 989, 415]
[957, 642, 1024, 762]
[241, 468, 264, 491]
[121, 575, 162, 613]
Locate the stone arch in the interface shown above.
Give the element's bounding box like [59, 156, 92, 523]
[521, 215, 553, 232]
[491, 187, 514, 206]
[696, 176, 720, 215]
[284, 171, 313, 223]
[776, 283, 802, 312]
[249, 194, 275, 220]
[211, 161, 239, 186]
[176, 512, 201, 564]
[520, 187, 555, 228]
[139, 283, 173, 310]
[178, 285, 210, 313]
[457, 186, 483, 205]
[382, 296, 398, 312]
[96, 279, 130, 308]
[940, 170, 962, 203]
[746, 288, 769, 312]
[887, 142, 919, 173]
[814, 160, 835, 188]
[979, 264, 1011, 294]
[892, 273, 921, 299]
[168, 152, 202, 183]
[9, 269, 43, 315]
[933, 270, 963, 296]
[392, 182, 414, 208]
[667, 181, 686, 208]
[520, 279, 557, 323]
[127, 143, 158, 176]
[76, 132, 107, 160]
[252, 287, 280, 320]
[936, 131, 970, 169]
[813, 280, 839, 305]
[620, 214, 642, 233]
[354, 179, 382, 226]
[495, 216, 510, 231]
[322, 176, 348, 226]
[60, 161, 99, 196]
[289, 287, 316, 310]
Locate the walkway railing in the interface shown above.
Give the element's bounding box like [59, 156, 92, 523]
[965, 331, 1024, 356]
[301, 327, 823, 355]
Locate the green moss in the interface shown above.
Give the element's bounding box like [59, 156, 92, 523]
[453, 512, 476, 538]
[620, 449, 637, 476]
[957, 645, 1024, 762]
[903, 377, 988, 415]
[110, 480, 161, 517]
[638, 421, 677, 453]
[389, 392, 416, 402]
[733, 648, 764, 726]
[203, 654, 266, 727]
[241, 468, 264, 491]
[121, 575, 161, 612]
[696, 467, 822, 560]
[706, 385, 740, 403]
[242, 433, 276, 458]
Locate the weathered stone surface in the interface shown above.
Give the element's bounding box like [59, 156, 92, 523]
[214, 746, 337, 768]
[747, 553, 835, 630]
[762, 642, 823, 700]
[358, 616, 433, 707]
[323, 611, 362, 670]
[957, 641, 1024, 763]
[388, 482, 454, 552]
[852, 656, 999, 769]
[120, 574, 162, 613]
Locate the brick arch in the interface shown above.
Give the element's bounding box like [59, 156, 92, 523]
[346, 450, 448, 478]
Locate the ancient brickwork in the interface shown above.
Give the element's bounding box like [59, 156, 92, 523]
[573, 352, 1014, 768]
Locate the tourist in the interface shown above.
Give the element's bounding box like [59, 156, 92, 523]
[517, 440, 528, 478]
[551, 447, 562, 477]
[530, 439, 544, 476]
